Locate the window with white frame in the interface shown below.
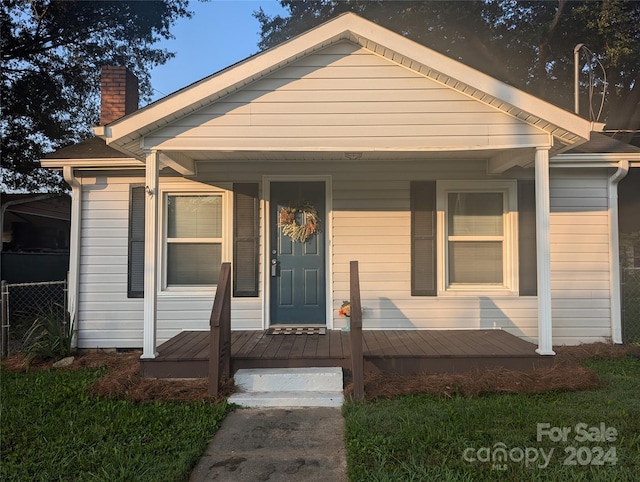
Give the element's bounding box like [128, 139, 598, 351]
[165, 194, 223, 287]
[439, 181, 516, 292]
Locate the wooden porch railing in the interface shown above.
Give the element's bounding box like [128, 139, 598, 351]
[208, 262, 231, 396]
[349, 260, 365, 400]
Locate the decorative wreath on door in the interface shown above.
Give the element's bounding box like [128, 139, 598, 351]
[278, 201, 320, 243]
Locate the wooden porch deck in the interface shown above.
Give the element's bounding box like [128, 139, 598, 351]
[140, 329, 552, 378]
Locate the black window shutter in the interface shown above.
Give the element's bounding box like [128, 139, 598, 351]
[233, 183, 259, 297]
[518, 180, 537, 296]
[411, 181, 437, 296]
[128, 185, 145, 298]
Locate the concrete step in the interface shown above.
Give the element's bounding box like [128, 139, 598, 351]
[228, 390, 344, 408]
[229, 367, 344, 408]
[234, 367, 343, 392]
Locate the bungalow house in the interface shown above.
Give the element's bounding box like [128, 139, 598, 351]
[43, 13, 640, 361]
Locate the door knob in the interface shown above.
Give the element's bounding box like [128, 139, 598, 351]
[271, 259, 278, 277]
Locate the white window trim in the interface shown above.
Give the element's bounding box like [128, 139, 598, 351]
[437, 180, 519, 296]
[159, 185, 231, 295]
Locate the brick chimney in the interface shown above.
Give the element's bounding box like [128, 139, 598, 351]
[100, 66, 139, 125]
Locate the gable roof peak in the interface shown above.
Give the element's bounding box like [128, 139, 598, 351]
[95, 11, 599, 158]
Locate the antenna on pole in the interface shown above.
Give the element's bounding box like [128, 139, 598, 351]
[573, 44, 607, 122]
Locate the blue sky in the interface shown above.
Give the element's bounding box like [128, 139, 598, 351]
[148, 0, 287, 103]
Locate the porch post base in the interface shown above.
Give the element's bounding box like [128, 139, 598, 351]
[535, 347, 556, 356]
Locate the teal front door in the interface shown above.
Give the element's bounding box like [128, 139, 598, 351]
[270, 181, 326, 325]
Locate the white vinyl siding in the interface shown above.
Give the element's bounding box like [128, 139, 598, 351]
[549, 169, 611, 345]
[143, 42, 549, 152]
[79, 180, 142, 347]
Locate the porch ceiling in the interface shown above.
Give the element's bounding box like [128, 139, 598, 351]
[158, 146, 548, 176]
[158, 148, 539, 177]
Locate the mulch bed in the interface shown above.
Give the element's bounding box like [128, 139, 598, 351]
[1, 350, 233, 404]
[2, 342, 639, 403]
[350, 363, 601, 400]
[345, 343, 640, 400]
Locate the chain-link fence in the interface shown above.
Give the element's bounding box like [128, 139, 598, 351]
[1, 280, 67, 357]
[622, 267, 640, 344]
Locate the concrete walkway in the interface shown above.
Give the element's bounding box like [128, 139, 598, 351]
[189, 407, 347, 481]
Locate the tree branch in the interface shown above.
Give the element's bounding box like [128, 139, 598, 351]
[535, 0, 568, 93]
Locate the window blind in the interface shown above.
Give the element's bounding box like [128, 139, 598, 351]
[233, 183, 259, 297]
[166, 195, 222, 286]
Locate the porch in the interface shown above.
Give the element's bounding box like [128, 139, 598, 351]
[140, 329, 552, 379]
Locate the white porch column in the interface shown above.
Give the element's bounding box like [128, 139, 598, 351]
[141, 149, 159, 359]
[535, 147, 555, 355]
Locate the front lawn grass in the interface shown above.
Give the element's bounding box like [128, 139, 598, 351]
[344, 356, 640, 481]
[1, 366, 231, 482]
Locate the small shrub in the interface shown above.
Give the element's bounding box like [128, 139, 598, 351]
[23, 303, 74, 365]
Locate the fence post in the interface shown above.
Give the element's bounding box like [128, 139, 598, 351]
[1, 280, 8, 358]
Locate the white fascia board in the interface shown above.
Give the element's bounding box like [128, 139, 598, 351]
[40, 158, 144, 169]
[100, 12, 598, 149]
[551, 153, 640, 168]
[140, 141, 555, 153]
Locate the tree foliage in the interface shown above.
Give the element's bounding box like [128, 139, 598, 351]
[255, 0, 640, 143]
[1, 0, 191, 192]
